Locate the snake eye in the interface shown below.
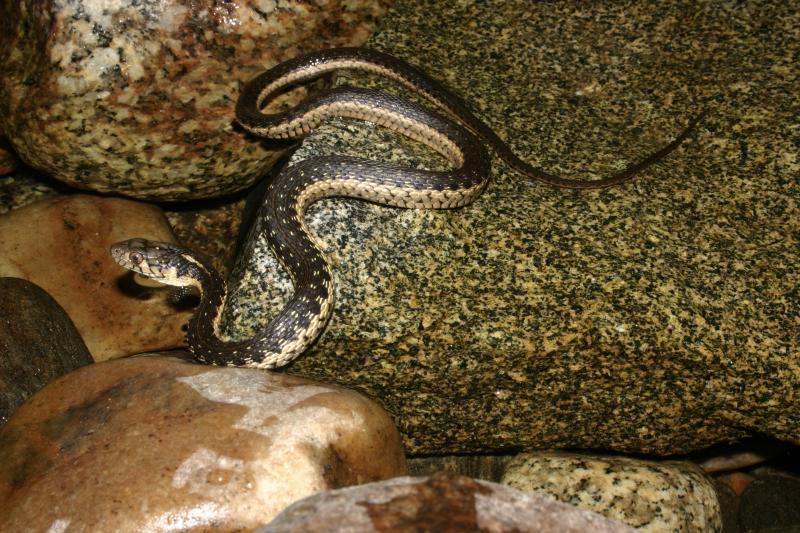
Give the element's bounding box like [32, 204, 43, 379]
[129, 252, 144, 265]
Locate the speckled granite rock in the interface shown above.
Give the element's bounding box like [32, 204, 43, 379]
[224, 0, 799, 454]
[0, 165, 65, 214]
[0, 195, 190, 359]
[502, 452, 721, 532]
[0, 277, 93, 426]
[257, 472, 635, 533]
[165, 196, 249, 277]
[0, 0, 391, 200]
[0, 356, 406, 531]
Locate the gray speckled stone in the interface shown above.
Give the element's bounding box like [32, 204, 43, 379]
[0, 0, 392, 200]
[502, 452, 722, 533]
[225, 0, 799, 454]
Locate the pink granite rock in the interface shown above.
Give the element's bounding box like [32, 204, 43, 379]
[0, 0, 391, 200]
[257, 472, 635, 532]
[0, 195, 190, 360]
[0, 356, 406, 531]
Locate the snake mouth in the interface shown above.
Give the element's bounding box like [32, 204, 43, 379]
[110, 244, 128, 266]
[110, 243, 136, 269]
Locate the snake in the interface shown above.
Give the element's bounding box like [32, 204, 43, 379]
[111, 47, 701, 368]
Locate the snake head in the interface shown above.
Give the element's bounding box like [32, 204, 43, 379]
[110, 238, 197, 288]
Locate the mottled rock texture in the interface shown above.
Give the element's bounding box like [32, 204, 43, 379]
[0, 277, 92, 426]
[0, 356, 406, 531]
[0, 0, 392, 200]
[257, 472, 634, 533]
[407, 455, 512, 483]
[0, 164, 64, 214]
[225, 0, 799, 454]
[502, 452, 722, 532]
[0, 138, 18, 175]
[0, 195, 190, 359]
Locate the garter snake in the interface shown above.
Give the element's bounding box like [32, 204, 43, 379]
[112, 47, 700, 368]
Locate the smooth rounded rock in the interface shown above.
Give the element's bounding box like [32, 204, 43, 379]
[738, 474, 800, 532]
[0, 0, 390, 200]
[502, 452, 722, 532]
[0, 277, 93, 426]
[257, 472, 635, 532]
[0, 195, 191, 360]
[0, 355, 406, 531]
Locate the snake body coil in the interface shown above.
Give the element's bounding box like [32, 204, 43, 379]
[112, 47, 698, 368]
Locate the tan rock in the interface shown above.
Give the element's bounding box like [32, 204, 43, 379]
[0, 356, 406, 531]
[0, 195, 189, 360]
[257, 472, 635, 532]
[502, 452, 722, 533]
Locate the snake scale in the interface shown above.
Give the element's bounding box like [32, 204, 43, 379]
[111, 47, 700, 368]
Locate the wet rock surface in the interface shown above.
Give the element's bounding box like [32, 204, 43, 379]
[0, 277, 92, 426]
[0, 356, 406, 531]
[502, 451, 722, 532]
[257, 472, 635, 533]
[0, 195, 190, 360]
[0, 0, 392, 200]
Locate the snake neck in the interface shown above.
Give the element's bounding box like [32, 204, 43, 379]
[181, 254, 229, 352]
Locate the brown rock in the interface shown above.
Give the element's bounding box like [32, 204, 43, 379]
[697, 440, 789, 473]
[0, 0, 391, 200]
[738, 474, 800, 532]
[0, 137, 18, 175]
[257, 472, 635, 532]
[0, 356, 406, 531]
[407, 454, 512, 482]
[0, 277, 93, 426]
[716, 472, 756, 496]
[0, 195, 190, 360]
